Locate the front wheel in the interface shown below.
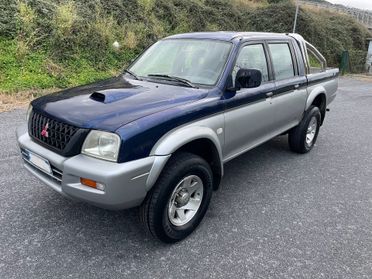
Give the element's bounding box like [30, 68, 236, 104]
[140, 152, 213, 243]
[288, 105, 321, 153]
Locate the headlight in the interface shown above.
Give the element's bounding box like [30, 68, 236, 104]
[82, 130, 121, 162]
[26, 105, 32, 122]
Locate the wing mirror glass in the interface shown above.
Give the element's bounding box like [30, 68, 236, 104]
[229, 69, 262, 91]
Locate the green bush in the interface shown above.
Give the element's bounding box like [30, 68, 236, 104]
[0, 0, 18, 38]
[349, 50, 367, 73]
[249, 2, 370, 68]
[0, 0, 370, 92]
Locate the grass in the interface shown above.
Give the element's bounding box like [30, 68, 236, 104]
[0, 89, 57, 112]
[0, 39, 56, 92]
[0, 38, 121, 93]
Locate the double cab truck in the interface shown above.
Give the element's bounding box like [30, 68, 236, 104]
[16, 32, 338, 243]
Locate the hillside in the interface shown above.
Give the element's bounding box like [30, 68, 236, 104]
[0, 0, 370, 93]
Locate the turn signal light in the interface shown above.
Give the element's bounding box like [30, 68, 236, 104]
[80, 178, 105, 191]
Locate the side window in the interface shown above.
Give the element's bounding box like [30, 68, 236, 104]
[268, 43, 295, 80]
[232, 44, 269, 85]
[308, 51, 322, 73]
[307, 48, 325, 74]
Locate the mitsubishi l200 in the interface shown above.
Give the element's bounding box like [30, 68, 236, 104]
[17, 32, 338, 243]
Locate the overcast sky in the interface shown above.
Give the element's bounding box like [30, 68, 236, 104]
[327, 0, 372, 11]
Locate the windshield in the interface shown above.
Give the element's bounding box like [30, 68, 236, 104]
[128, 39, 232, 86]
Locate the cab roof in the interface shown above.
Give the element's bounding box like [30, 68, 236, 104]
[165, 31, 293, 41]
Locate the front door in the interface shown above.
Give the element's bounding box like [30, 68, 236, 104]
[223, 43, 276, 161]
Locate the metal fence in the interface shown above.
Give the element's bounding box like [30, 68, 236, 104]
[299, 1, 372, 30]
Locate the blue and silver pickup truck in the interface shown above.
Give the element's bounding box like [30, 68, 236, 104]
[17, 32, 338, 243]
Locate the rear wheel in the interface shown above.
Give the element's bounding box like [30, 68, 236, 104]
[288, 105, 321, 153]
[140, 152, 213, 243]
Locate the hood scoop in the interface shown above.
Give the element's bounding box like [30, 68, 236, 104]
[90, 87, 144, 104]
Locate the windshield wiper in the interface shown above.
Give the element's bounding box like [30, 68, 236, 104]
[147, 74, 198, 88]
[123, 69, 140, 80]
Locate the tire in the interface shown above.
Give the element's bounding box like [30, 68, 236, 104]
[140, 152, 213, 243]
[288, 105, 321, 154]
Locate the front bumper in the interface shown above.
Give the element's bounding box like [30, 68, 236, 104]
[16, 124, 162, 210]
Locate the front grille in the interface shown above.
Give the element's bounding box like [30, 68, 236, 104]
[29, 111, 78, 151]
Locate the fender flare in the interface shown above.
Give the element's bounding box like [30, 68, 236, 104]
[145, 126, 224, 190]
[306, 86, 326, 111]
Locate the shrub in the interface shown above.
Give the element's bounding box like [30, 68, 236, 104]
[138, 0, 155, 12]
[0, 0, 370, 92]
[0, 0, 18, 38]
[349, 50, 367, 73]
[16, 2, 37, 59]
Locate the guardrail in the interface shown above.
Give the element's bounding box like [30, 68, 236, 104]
[299, 1, 372, 30]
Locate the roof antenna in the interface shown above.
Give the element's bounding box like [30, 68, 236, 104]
[292, 0, 300, 33]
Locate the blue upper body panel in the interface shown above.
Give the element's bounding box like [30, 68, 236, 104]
[31, 76, 210, 132]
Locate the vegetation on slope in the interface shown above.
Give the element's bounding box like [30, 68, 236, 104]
[0, 0, 370, 93]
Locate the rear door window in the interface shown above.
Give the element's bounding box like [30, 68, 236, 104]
[268, 43, 295, 80]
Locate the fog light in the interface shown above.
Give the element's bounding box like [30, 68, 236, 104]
[80, 178, 105, 191]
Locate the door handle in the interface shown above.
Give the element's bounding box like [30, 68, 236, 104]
[266, 92, 273, 98]
[294, 84, 300, 89]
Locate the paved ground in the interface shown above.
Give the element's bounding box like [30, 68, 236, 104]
[0, 77, 372, 279]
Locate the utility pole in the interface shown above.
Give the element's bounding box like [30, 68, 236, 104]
[293, 0, 300, 33]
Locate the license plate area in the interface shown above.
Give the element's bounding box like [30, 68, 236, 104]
[23, 149, 52, 175]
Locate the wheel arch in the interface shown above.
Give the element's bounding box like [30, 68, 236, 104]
[146, 126, 224, 190]
[306, 88, 327, 125]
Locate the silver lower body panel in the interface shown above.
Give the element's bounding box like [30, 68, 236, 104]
[16, 124, 162, 210]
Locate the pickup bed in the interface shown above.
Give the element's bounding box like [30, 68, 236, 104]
[16, 32, 338, 243]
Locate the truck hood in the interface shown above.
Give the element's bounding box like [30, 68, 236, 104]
[31, 76, 209, 131]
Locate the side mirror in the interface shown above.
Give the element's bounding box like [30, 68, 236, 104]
[235, 68, 262, 90]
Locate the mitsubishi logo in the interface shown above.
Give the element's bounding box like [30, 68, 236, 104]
[41, 123, 49, 138]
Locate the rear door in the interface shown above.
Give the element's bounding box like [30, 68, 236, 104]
[266, 40, 308, 132]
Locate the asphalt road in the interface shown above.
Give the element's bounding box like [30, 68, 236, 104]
[1, 77, 372, 279]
